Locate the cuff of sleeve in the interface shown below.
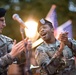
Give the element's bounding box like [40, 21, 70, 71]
[1, 54, 13, 67]
[7, 54, 13, 64]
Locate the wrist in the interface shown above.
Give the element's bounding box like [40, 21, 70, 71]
[9, 52, 15, 59]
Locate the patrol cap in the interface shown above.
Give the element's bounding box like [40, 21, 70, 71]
[0, 8, 6, 17]
[38, 18, 53, 32]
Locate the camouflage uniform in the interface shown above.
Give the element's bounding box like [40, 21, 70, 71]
[35, 38, 76, 75]
[0, 34, 13, 75]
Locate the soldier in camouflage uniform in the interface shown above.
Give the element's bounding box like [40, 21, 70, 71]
[35, 18, 76, 75]
[0, 8, 31, 75]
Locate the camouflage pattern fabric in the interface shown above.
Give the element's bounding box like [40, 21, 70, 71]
[35, 38, 76, 75]
[0, 34, 13, 75]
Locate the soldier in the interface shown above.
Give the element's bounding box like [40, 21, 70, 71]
[0, 8, 31, 75]
[35, 18, 76, 75]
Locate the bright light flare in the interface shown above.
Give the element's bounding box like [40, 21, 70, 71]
[25, 20, 39, 42]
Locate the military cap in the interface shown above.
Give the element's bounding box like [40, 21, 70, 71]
[0, 8, 6, 17]
[38, 18, 53, 32]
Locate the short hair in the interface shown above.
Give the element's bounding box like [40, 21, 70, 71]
[0, 8, 6, 17]
[38, 18, 53, 32]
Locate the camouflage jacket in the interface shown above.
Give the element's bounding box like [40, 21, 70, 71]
[35, 38, 76, 75]
[0, 34, 13, 74]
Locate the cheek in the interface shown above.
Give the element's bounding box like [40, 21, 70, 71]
[0, 23, 2, 25]
[39, 33, 41, 37]
[46, 33, 50, 38]
[47, 32, 53, 37]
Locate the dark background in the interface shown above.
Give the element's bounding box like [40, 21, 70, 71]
[0, 0, 76, 42]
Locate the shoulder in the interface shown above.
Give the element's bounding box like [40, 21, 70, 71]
[0, 34, 13, 42]
[36, 43, 45, 50]
[35, 43, 46, 54]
